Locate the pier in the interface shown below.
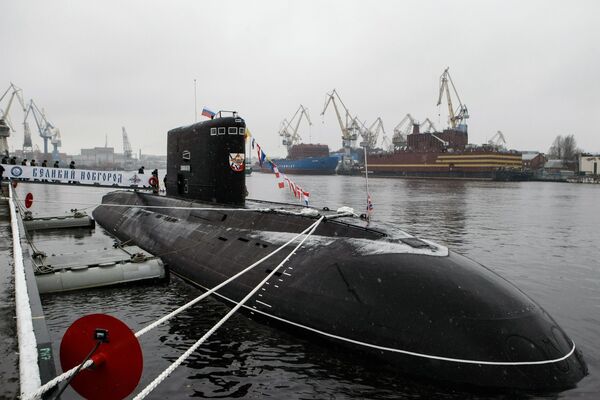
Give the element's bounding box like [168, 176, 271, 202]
[0, 182, 57, 398]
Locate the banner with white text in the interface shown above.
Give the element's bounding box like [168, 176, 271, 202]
[1, 164, 154, 187]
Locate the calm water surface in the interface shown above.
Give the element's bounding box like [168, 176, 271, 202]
[16, 174, 600, 399]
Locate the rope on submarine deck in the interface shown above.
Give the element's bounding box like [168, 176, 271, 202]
[24, 215, 325, 400]
[132, 215, 326, 399]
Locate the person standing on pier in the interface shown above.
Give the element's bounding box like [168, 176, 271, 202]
[151, 168, 159, 194]
[52, 160, 60, 183]
[138, 166, 145, 174]
[1, 155, 7, 164]
[68, 160, 76, 184]
[41, 160, 48, 182]
[0, 164, 4, 182]
[10, 156, 16, 165]
[30, 160, 39, 181]
[20, 159, 28, 181]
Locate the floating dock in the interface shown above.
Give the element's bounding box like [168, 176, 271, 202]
[34, 245, 165, 294]
[23, 211, 95, 231]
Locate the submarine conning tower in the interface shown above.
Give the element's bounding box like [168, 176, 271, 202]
[166, 112, 246, 206]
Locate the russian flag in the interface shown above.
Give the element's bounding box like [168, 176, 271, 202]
[201, 107, 216, 118]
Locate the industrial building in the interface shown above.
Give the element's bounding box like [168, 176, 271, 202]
[579, 154, 600, 176]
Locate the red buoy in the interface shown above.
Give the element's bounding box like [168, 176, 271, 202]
[148, 176, 158, 187]
[60, 314, 143, 400]
[25, 193, 33, 208]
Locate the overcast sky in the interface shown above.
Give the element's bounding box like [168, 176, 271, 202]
[2, 0, 599, 157]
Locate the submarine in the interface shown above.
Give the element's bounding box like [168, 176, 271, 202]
[93, 112, 587, 391]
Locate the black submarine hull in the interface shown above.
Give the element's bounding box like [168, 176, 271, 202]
[93, 191, 587, 391]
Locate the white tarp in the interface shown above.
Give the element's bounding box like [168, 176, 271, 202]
[1, 164, 153, 187]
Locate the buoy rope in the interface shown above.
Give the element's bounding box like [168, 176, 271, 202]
[23, 216, 325, 399]
[25, 360, 94, 400]
[51, 341, 101, 400]
[132, 216, 325, 399]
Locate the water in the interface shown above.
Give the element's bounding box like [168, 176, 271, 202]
[15, 174, 600, 399]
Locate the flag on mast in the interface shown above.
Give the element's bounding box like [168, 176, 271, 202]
[367, 193, 374, 220]
[201, 107, 215, 118]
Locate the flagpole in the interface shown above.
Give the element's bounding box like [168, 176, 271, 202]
[363, 144, 371, 222]
[194, 79, 197, 123]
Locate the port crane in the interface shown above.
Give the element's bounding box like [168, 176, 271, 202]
[23, 99, 61, 160]
[279, 105, 312, 152]
[122, 127, 133, 159]
[321, 89, 360, 171]
[420, 118, 437, 133]
[0, 83, 26, 156]
[487, 130, 507, 150]
[357, 117, 385, 150]
[392, 113, 416, 149]
[50, 129, 62, 160]
[437, 67, 469, 131]
[380, 134, 394, 152]
[321, 89, 359, 149]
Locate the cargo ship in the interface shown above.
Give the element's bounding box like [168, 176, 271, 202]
[369, 124, 523, 180]
[259, 143, 339, 175]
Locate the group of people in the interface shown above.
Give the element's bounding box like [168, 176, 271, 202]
[2, 155, 63, 169]
[137, 166, 161, 194]
[0, 155, 77, 183]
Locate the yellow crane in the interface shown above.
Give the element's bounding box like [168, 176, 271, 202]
[437, 67, 469, 131]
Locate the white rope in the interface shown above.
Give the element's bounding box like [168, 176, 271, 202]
[134, 218, 323, 337]
[24, 360, 93, 400]
[22, 215, 326, 399]
[133, 216, 325, 400]
[8, 185, 42, 397]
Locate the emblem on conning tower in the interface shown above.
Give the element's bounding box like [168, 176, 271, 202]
[229, 153, 245, 172]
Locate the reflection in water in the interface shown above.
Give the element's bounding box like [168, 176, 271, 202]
[16, 176, 599, 399]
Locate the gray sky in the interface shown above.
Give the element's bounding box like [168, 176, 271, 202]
[2, 0, 599, 157]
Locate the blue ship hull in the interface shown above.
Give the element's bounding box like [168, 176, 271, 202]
[262, 156, 339, 175]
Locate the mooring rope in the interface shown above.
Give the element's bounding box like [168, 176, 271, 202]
[134, 218, 323, 338]
[23, 216, 325, 400]
[132, 216, 325, 399]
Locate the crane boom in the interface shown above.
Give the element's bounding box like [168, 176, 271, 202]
[392, 113, 416, 149]
[437, 67, 469, 130]
[0, 83, 27, 155]
[321, 90, 348, 140]
[122, 127, 133, 159]
[23, 99, 57, 155]
[280, 105, 312, 151]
